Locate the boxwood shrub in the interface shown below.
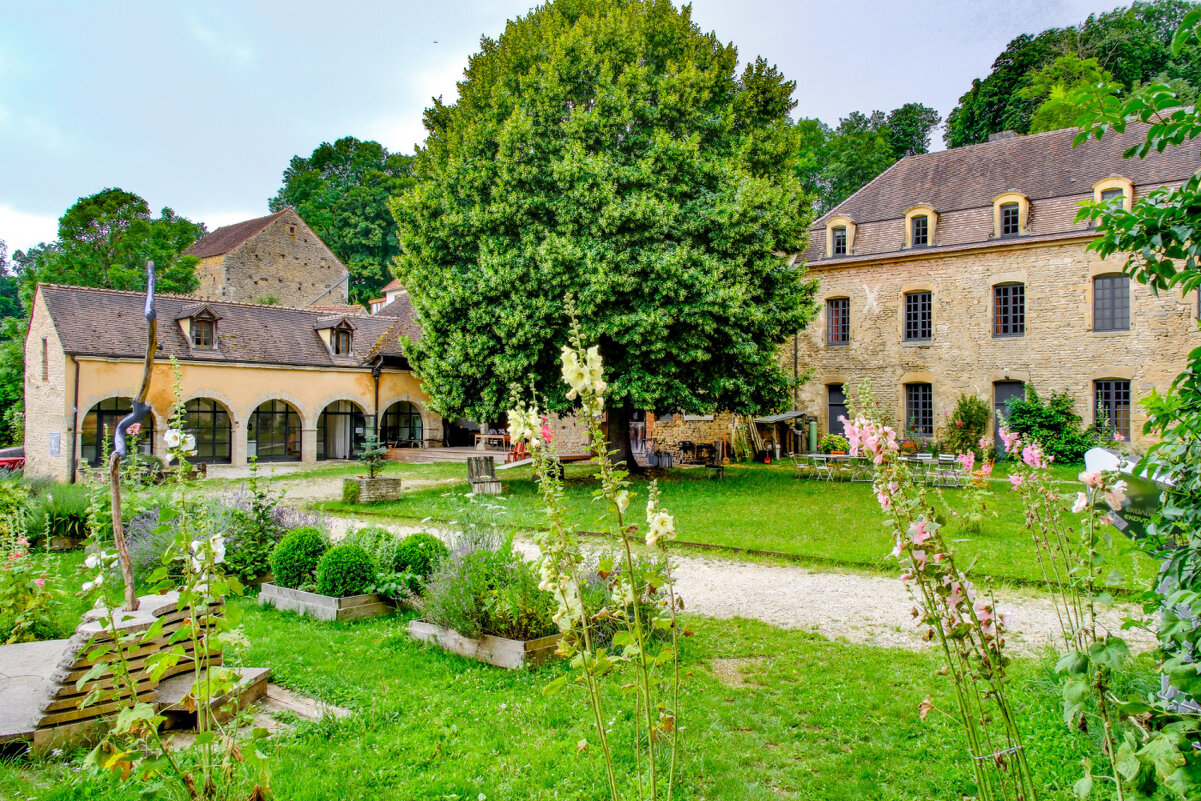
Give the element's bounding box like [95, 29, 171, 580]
[315, 543, 375, 598]
[270, 526, 329, 590]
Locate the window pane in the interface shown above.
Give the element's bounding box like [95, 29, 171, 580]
[1095, 380, 1131, 439]
[1001, 203, 1020, 235]
[1100, 188, 1124, 203]
[832, 226, 847, 256]
[905, 383, 934, 436]
[1094, 275, 1130, 331]
[826, 298, 849, 345]
[993, 283, 1025, 336]
[904, 292, 932, 341]
[911, 215, 928, 246]
[828, 386, 848, 437]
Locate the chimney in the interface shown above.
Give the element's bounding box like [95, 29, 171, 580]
[988, 130, 1019, 142]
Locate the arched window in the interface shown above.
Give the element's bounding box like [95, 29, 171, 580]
[248, 400, 301, 462]
[81, 397, 154, 467]
[381, 401, 423, 447]
[318, 400, 366, 460]
[185, 398, 232, 464]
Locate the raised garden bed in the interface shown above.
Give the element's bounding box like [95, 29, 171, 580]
[406, 620, 560, 669]
[258, 583, 392, 622]
[342, 476, 404, 503]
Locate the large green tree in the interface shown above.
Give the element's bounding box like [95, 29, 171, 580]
[1019, 54, 1117, 133]
[391, 0, 819, 467]
[945, 0, 1200, 147]
[0, 190, 204, 446]
[13, 188, 204, 304]
[269, 137, 414, 305]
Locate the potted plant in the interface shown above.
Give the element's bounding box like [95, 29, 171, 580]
[258, 528, 393, 622]
[342, 431, 404, 503]
[818, 433, 849, 455]
[407, 535, 561, 669]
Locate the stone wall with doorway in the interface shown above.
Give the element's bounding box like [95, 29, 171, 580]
[650, 413, 734, 455]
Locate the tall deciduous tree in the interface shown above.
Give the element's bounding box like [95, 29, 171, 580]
[1019, 54, 1117, 133]
[391, 0, 819, 468]
[269, 137, 414, 305]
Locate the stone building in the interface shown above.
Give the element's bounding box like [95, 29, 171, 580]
[791, 123, 1201, 448]
[185, 207, 350, 308]
[23, 284, 438, 482]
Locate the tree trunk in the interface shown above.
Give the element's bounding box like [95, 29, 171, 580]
[606, 402, 644, 475]
[108, 452, 139, 612]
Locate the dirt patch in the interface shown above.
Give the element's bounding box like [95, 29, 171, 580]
[709, 657, 768, 688]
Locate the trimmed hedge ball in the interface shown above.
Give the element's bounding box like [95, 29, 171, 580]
[315, 543, 375, 598]
[270, 526, 329, 590]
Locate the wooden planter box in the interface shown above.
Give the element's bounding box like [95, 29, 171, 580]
[342, 476, 404, 503]
[406, 620, 560, 669]
[259, 583, 392, 622]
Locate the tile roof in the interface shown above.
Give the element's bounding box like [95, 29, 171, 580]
[804, 123, 1201, 263]
[310, 304, 368, 316]
[183, 210, 290, 258]
[381, 278, 403, 292]
[36, 284, 419, 369]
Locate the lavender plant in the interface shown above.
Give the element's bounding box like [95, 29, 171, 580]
[509, 313, 682, 801]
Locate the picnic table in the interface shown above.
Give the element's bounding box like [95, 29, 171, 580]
[474, 433, 510, 451]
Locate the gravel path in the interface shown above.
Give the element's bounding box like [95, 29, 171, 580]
[265, 475, 1152, 657]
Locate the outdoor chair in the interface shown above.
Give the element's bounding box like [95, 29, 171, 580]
[792, 453, 813, 480]
[810, 455, 834, 482]
[467, 456, 502, 495]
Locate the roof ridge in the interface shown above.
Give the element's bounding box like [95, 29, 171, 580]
[35, 282, 359, 316]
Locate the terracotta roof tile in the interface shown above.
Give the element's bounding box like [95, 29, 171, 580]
[183, 210, 289, 258]
[37, 284, 418, 368]
[804, 123, 1200, 263]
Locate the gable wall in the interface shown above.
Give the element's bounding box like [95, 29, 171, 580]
[221, 212, 348, 307]
[23, 291, 72, 480]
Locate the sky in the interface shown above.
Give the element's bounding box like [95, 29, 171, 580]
[0, 0, 1125, 254]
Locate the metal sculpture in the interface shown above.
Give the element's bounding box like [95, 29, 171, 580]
[109, 260, 158, 611]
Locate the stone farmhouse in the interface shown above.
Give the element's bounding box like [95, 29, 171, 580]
[186, 207, 350, 308]
[789, 123, 1201, 449]
[22, 284, 435, 482]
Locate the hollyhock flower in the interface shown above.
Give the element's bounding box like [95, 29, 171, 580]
[957, 451, 975, 472]
[165, 429, 183, 449]
[126, 423, 141, 437]
[646, 512, 675, 546]
[85, 553, 100, 570]
[1114, 431, 1125, 442]
[615, 490, 631, 516]
[890, 536, 905, 558]
[1072, 492, 1089, 514]
[35, 578, 44, 587]
[182, 433, 197, 452]
[909, 520, 932, 546]
[1079, 471, 1103, 488]
[876, 488, 892, 511]
[947, 581, 965, 609]
[1009, 474, 1024, 488]
[979, 463, 993, 478]
[978, 436, 990, 450]
[1021, 443, 1048, 470]
[899, 569, 914, 582]
[1105, 480, 1128, 510]
[912, 549, 928, 568]
[540, 423, 554, 443]
[999, 428, 1021, 455]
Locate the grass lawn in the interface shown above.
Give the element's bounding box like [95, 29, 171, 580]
[0, 597, 1132, 800]
[317, 460, 1157, 590]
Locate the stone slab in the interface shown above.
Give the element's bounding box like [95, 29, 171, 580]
[0, 639, 71, 742]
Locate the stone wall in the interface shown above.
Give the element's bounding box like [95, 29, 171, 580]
[787, 240, 1201, 448]
[650, 413, 734, 453]
[23, 297, 70, 481]
[211, 210, 348, 308]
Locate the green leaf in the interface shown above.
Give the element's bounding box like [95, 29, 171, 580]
[1072, 773, 1094, 799]
[542, 676, 567, 696]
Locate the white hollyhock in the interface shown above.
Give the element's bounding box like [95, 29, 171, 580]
[165, 429, 183, 448]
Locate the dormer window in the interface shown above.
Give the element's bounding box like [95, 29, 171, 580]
[992, 192, 1029, 238]
[903, 205, 937, 249]
[825, 216, 856, 258]
[176, 304, 221, 352]
[192, 319, 214, 348]
[333, 328, 352, 355]
[1093, 176, 1133, 211]
[911, 216, 928, 246]
[1000, 203, 1019, 235]
[832, 227, 847, 255]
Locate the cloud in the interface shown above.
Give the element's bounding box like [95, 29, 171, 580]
[361, 58, 467, 153]
[0, 205, 59, 252]
[185, 12, 256, 69]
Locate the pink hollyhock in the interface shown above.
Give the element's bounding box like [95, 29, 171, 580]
[540, 423, 554, 443]
[127, 423, 141, 437]
[1105, 480, 1128, 510]
[1079, 471, 1103, 488]
[999, 428, 1021, 455]
[957, 451, 975, 472]
[1114, 431, 1125, 442]
[1009, 474, 1024, 488]
[912, 549, 928, 568]
[35, 578, 44, 587]
[876, 488, 892, 511]
[1072, 492, 1089, 514]
[947, 581, 965, 608]
[909, 521, 932, 546]
[978, 436, 991, 450]
[1021, 443, 1048, 470]
[900, 570, 914, 582]
[979, 463, 993, 478]
[890, 536, 905, 558]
